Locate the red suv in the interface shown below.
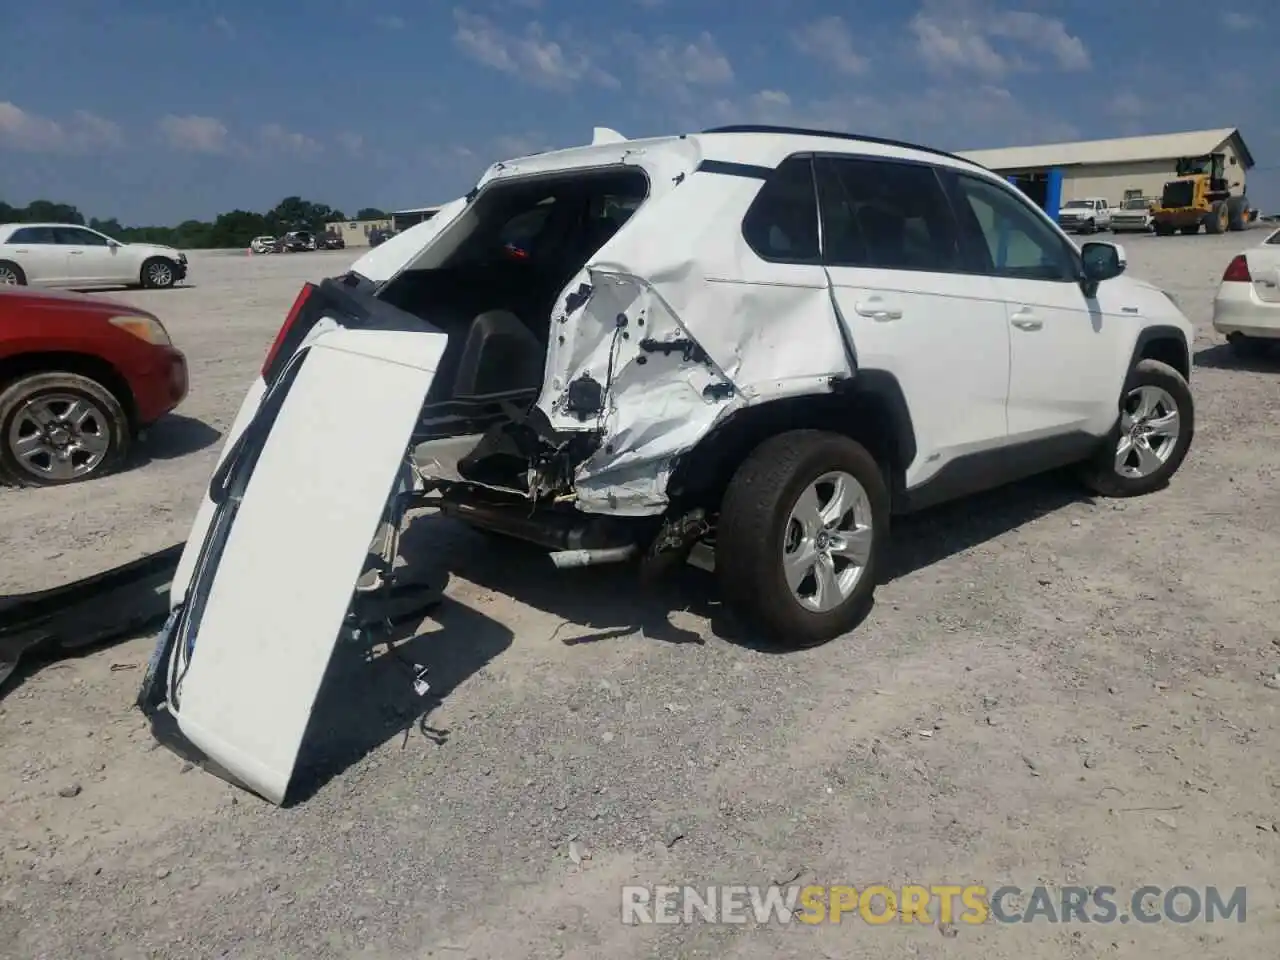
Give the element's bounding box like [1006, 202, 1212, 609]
[0, 287, 188, 486]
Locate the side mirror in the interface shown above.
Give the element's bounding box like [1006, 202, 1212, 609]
[1080, 241, 1126, 298]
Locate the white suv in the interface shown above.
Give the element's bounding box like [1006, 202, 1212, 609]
[138, 125, 1196, 805]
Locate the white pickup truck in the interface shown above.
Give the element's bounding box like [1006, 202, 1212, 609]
[1057, 197, 1112, 234]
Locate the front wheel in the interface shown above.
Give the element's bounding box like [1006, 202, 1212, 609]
[715, 430, 890, 648]
[0, 260, 26, 285]
[1078, 359, 1194, 498]
[141, 257, 177, 289]
[0, 372, 131, 486]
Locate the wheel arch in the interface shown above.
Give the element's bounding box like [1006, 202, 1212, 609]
[0, 351, 138, 427]
[1128, 325, 1191, 383]
[665, 370, 917, 512]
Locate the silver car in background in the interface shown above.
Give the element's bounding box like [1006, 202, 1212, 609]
[1111, 197, 1155, 234]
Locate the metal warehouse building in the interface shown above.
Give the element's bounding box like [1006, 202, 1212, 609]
[958, 127, 1255, 209]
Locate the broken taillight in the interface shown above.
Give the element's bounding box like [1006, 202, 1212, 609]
[261, 283, 315, 381]
[1221, 255, 1251, 283]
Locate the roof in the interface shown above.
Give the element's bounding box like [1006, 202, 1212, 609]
[392, 206, 443, 216]
[958, 128, 1255, 172]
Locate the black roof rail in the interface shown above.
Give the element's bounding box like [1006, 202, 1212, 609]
[700, 125, 984, 169]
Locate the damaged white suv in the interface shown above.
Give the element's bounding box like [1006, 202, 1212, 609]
[138, 125, 1196, 804]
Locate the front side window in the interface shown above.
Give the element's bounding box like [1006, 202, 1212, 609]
[815, 156, 962, 272]
[950, 173, 1079, 282]
[53, 226, 109, 246]
[741, 155, 820, 263]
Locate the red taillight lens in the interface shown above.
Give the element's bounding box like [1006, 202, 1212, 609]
[1222, 254, 1251, 283]
[261, 283, 314, 378]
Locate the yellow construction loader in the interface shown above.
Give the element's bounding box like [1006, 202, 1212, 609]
[1151, 153, 1255, 236]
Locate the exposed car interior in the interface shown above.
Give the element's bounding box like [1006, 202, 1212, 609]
[374, 167, 649, 489]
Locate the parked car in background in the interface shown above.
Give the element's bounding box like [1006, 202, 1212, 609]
[1057, 198, 1113, 233]
[0, 223, 188, 290]
[322, 232, 345, 250]
[367, 227, 397, 248]
[1212, 227, 1280, 357]
[282, 231, 317, 253]
[0, 286, 187, 486]
[250, 236, 277, 254]
[1110, 197, 1156, 234]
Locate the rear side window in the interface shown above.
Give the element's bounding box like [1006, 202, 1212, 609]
[742, 156, 820, 263]
[8, 226, 58, 244]
[815, 156, 962, 272]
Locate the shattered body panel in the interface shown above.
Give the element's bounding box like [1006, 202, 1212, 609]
[533, 153, 851, 515]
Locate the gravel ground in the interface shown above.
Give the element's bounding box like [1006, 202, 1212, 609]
[2, 233, 1278, 959]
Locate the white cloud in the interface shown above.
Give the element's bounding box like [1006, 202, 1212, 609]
[259, 123, 321, 156]
[791, 16, 869, 75]
[336, 131, 365, 157]
[452, 9, 618, 89]
[1108, 92, 1145, 118]
[1223, 11, 1256, 29]
[911, 6, 1090, 78]
[375, 14, 406, 30]
[0, 102, 123, 153]
[158, 114, 230, 153]
[213, 16, 235, 38]
[621, 30, 734, 107]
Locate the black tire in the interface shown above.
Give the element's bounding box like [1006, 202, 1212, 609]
[0, 260, 27, 286]
[0, 372, 131, 487]
[1153, 223, 1175, 237]
[1180, 223, 1200, 236]
[1227, 332, 1273, 360]
[1078, 359, 1194, 499]
[1226, 196, 1249, 232]
[140, 257, 178, 289]
[715, 430, 890, 649]
[1205, 202, 1228, 235]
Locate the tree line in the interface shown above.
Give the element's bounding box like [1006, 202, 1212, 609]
[0, 197, 391, 250]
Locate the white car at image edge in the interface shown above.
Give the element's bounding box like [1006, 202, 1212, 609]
[0, 223, 188, 289]
[134, 123, 1197, 806]
[1212, 226, 1280, 356]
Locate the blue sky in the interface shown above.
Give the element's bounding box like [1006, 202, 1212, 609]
[2, 0, 1276, 224]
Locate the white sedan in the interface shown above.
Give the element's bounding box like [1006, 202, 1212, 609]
[0, 223, 188, 289]
[1212, 227, 1280, 356]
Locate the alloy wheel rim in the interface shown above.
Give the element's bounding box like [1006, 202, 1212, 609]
[782, 471, 874, 613]
[0, 267, 18, 285]
[1115, 385, 1180, 479]
[7, 393, 111, 481]
[149, 263, 172, 285]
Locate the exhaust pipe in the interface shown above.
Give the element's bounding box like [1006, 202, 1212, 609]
[549, 546, 637, 569]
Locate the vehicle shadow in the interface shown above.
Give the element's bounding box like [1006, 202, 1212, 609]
[882, 471, 1094, 582]
[399, 473, 1094, 654]
[400, 515, 723, 647]
[67, 285, 197, 294]
[133, 415, 222, 464]
[1193, 342, 1280, 372]
[288, 576, 514, 804]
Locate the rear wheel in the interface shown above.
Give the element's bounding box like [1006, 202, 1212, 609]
[1153, 222, 1175, 236]
[1180, 223, 1200, 236]
[716, 430, 890, 649]
[1078, 359, 1193, 499]
[0, 372, 131, 486]
[0, 261, 26, 285]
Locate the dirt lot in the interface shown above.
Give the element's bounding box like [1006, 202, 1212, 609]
[2, 235, 1278, 959]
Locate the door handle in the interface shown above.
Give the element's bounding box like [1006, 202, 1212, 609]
[69, 250, 83, 255]
[1010, 309, 1042, 331]
[853, 301, 903, 321]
